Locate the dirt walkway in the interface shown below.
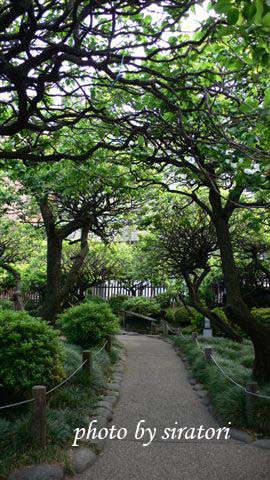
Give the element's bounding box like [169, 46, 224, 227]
[75, 334, 270, 480]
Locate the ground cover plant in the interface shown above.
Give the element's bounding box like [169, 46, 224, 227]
[174, 335, 270, 436]
[0, 340, 122, 479]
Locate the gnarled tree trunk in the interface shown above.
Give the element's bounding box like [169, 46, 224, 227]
[210, 188, 270, 381]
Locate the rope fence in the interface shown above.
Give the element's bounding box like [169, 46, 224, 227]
[173, 325, 270, 401]
[0, 335, 113, 447]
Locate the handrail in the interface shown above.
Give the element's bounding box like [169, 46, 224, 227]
[124, 310, 157, 323]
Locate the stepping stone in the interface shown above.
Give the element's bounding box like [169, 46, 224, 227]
[102, 395, 118, 407]
[95, 407, 113, 421]
[253, 439, 270, 449]
[8, 464, 64, 480]
[71, 448, 96, 473]
[200, 398, 210, 406]
[193, 383, 204, 391]
[89, 438, 106, 453]
[189, 378, 196, 385]
[96, 400, 114, 411]
[197, 390, 208, 399]
[229, 429, 253, 443]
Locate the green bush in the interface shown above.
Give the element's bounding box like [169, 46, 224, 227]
[122, 296, 160, 317]
[59, 300, 119, 348]
[0, 311, 65, 398]
[251, 308, 270, 324]
[165, 306, 203, 328]
[0, 299, 14, 310]
[155, 291, 179, 309]
[108, 295, 128, 315]
[85, 294, 107, 304]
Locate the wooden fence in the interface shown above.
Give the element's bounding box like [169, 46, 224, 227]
[0, 289, 42, 302]
[91, 280, 166, 300]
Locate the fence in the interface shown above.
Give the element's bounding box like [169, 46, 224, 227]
[91, 280, 166, 300]
[0, 289, 42, 302]
[0, 336, 112, 447]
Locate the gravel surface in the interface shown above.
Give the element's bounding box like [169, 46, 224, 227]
[72, 334, 270, 480]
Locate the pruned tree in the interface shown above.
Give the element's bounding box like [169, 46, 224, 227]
[146, 200, 242, 341]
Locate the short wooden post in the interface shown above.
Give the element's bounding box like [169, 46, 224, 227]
[176, 328, 181, 337]
[150, 321, 153, 335]
[32, 385, 46, 448]
[83, 350, 92, 376]
[246, 382, 258, 426]
[192, 332, 198, 343]
[163, 320, 168, 337]
[204, 346, 212, 363]
[105, 335, 112, 353]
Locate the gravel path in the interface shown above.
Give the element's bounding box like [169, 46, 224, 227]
[75, 334, 270, 480]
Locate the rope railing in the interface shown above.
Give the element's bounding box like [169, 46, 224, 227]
[46, 359, 87, 395]
[0, 397, 34, 411]
[94, 340, 108, 357]
[0, 338, 110, 411]
[191, 333, 270, 401]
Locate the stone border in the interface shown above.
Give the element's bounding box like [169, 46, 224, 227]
[163, 337, 270, 450]
[8, 347, 127, 480]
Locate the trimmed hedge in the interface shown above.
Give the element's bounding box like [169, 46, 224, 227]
[165, 306, 203, 328]
[0, 311, 65, 398]
[122, 296, 160, 317]
[108, 295, 128, 315]
[59, 300, 119, 348]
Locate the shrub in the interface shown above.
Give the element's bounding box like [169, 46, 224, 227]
[155, 291, 179, 309]
[108, 295, 128, 315]
[59, 300, 119, 348]
[0, 311, 65, 398]
[251, 308, 270, 325]
[122, 296, 160, 317]
[0, 299, 14, 310]
[165, 306, 203, 328]
[85, 294, 107, 304]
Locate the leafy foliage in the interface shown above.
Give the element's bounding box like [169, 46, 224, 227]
[59, 300, 119, 348]
[122, 297, 160, 317]
[108, 295, 128, 315]
[0, 312, 65, 398]
[165, 306, 203, 328]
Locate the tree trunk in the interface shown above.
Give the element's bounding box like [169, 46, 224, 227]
[59, 225, 90, 304]
[2, 264, 25, 310]
[209, 189, 270, 381]
[41, 233, 63, 324]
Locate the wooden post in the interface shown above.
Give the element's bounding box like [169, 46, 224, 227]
[204, 346, 212, 363]
[83, 350, 92, 376]
[192, 332, 198, 343]
[163, 320, 168, 337]
[105, 335, 112, 353]
[32, 385, 46, 448]
[246, 382, 258, 426]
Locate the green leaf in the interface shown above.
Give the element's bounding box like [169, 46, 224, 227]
[144, 15, 152, 25]
[263, 88, 270, 107]
[262, 12, 270, 26]
[227, 8, 239, 25]
[214, 0, 232, 14]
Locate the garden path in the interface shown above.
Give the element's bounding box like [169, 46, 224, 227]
[74, 334, 270, 480]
